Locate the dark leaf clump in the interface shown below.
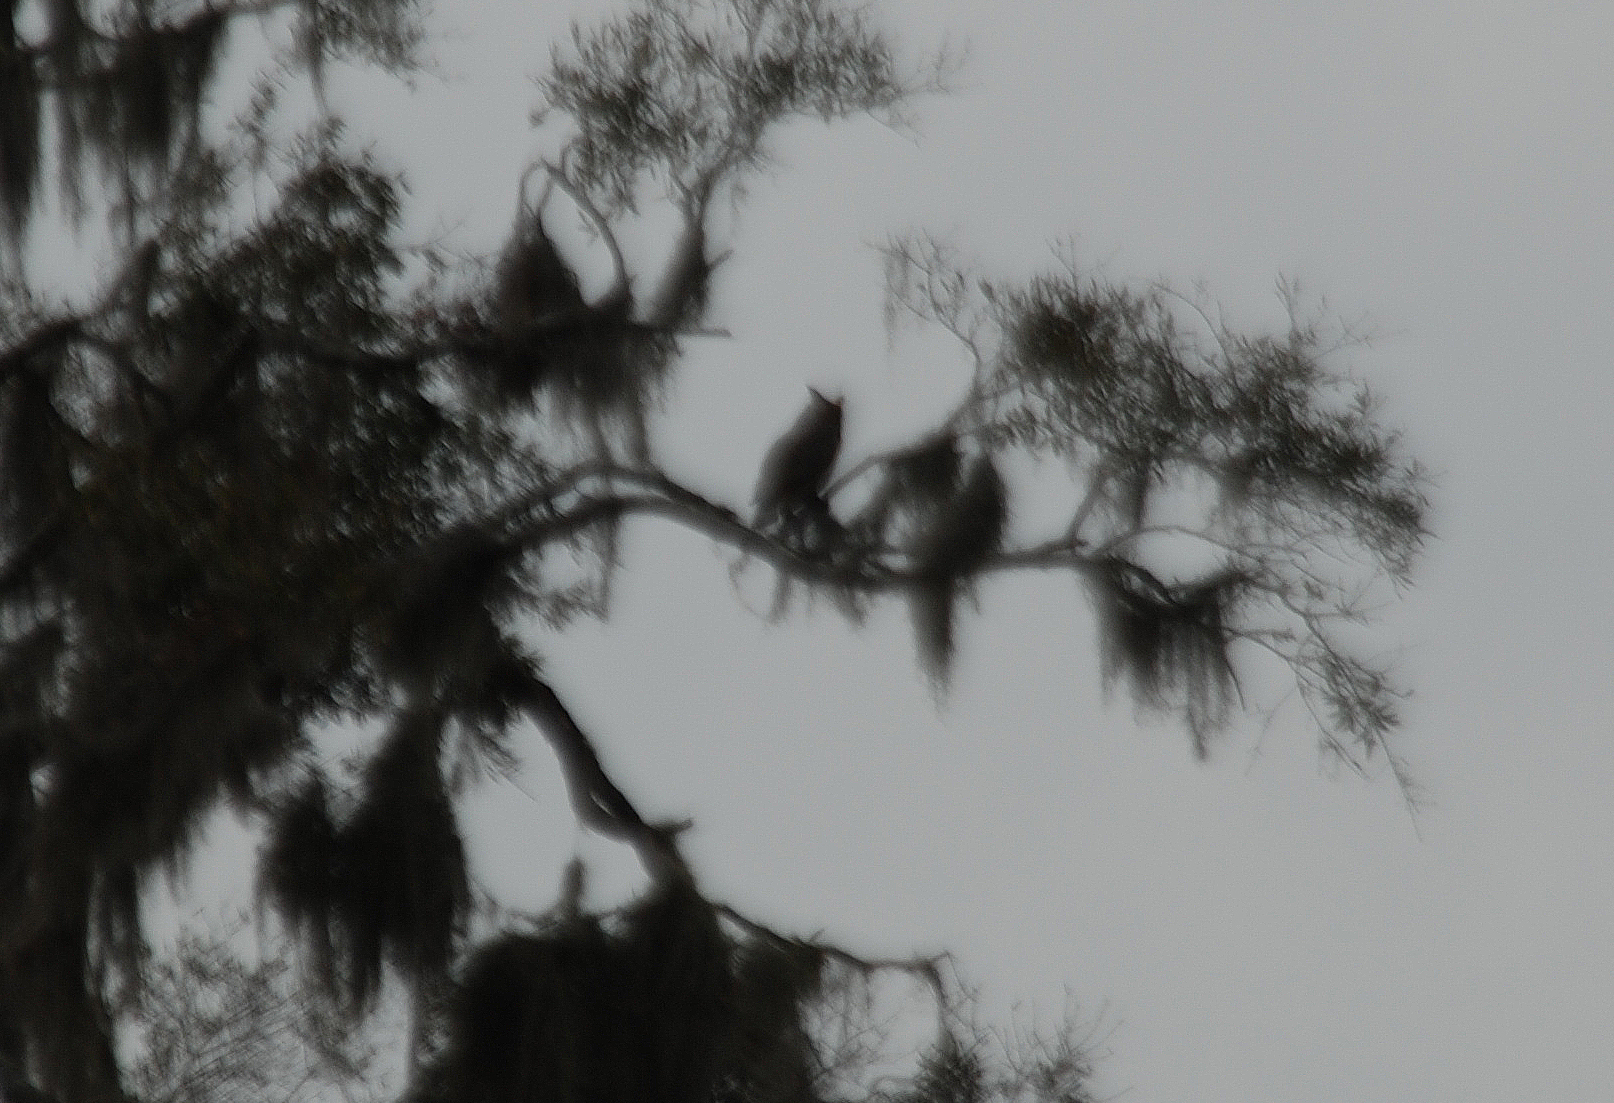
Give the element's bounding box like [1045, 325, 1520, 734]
[418, 881, 734, 1103]
[1088, 560, 1243, 756]
[262, 711, 470, 1009]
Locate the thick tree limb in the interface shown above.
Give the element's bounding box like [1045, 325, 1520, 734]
[518, 674, 690, 884]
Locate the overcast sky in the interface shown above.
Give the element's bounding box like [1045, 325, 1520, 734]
[177, 2, 1614, 1101]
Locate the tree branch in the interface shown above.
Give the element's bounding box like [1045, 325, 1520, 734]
[518, 674, 691, 884]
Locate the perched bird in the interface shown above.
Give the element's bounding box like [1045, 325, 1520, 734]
[908, 453, 1008, 686]
[752, 388, 844, 542]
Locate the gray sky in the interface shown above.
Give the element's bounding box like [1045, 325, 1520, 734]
[188, 2, 1614, 1101]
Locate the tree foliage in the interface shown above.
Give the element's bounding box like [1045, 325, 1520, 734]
[122, 922, 381, 1103]
[0, 0, 1427, 1101]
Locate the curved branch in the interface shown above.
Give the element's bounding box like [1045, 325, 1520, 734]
[481, 465, 1407, 792]
[501, 466, 1379, 644]
[499, 466, 893, 590]
[507, 465, 1107, 593]
[518, 675, 690, 884]
[714, 901, 952, 1006]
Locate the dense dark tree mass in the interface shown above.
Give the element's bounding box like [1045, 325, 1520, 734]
[0, 0, 1427, 1101]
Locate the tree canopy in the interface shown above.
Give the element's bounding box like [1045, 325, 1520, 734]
[0, 1, 1427, 1101]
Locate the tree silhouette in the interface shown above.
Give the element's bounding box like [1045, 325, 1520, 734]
[0, 0, 1427, 1101]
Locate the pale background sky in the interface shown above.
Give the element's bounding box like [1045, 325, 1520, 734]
[176, 2, 1614, 1101]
